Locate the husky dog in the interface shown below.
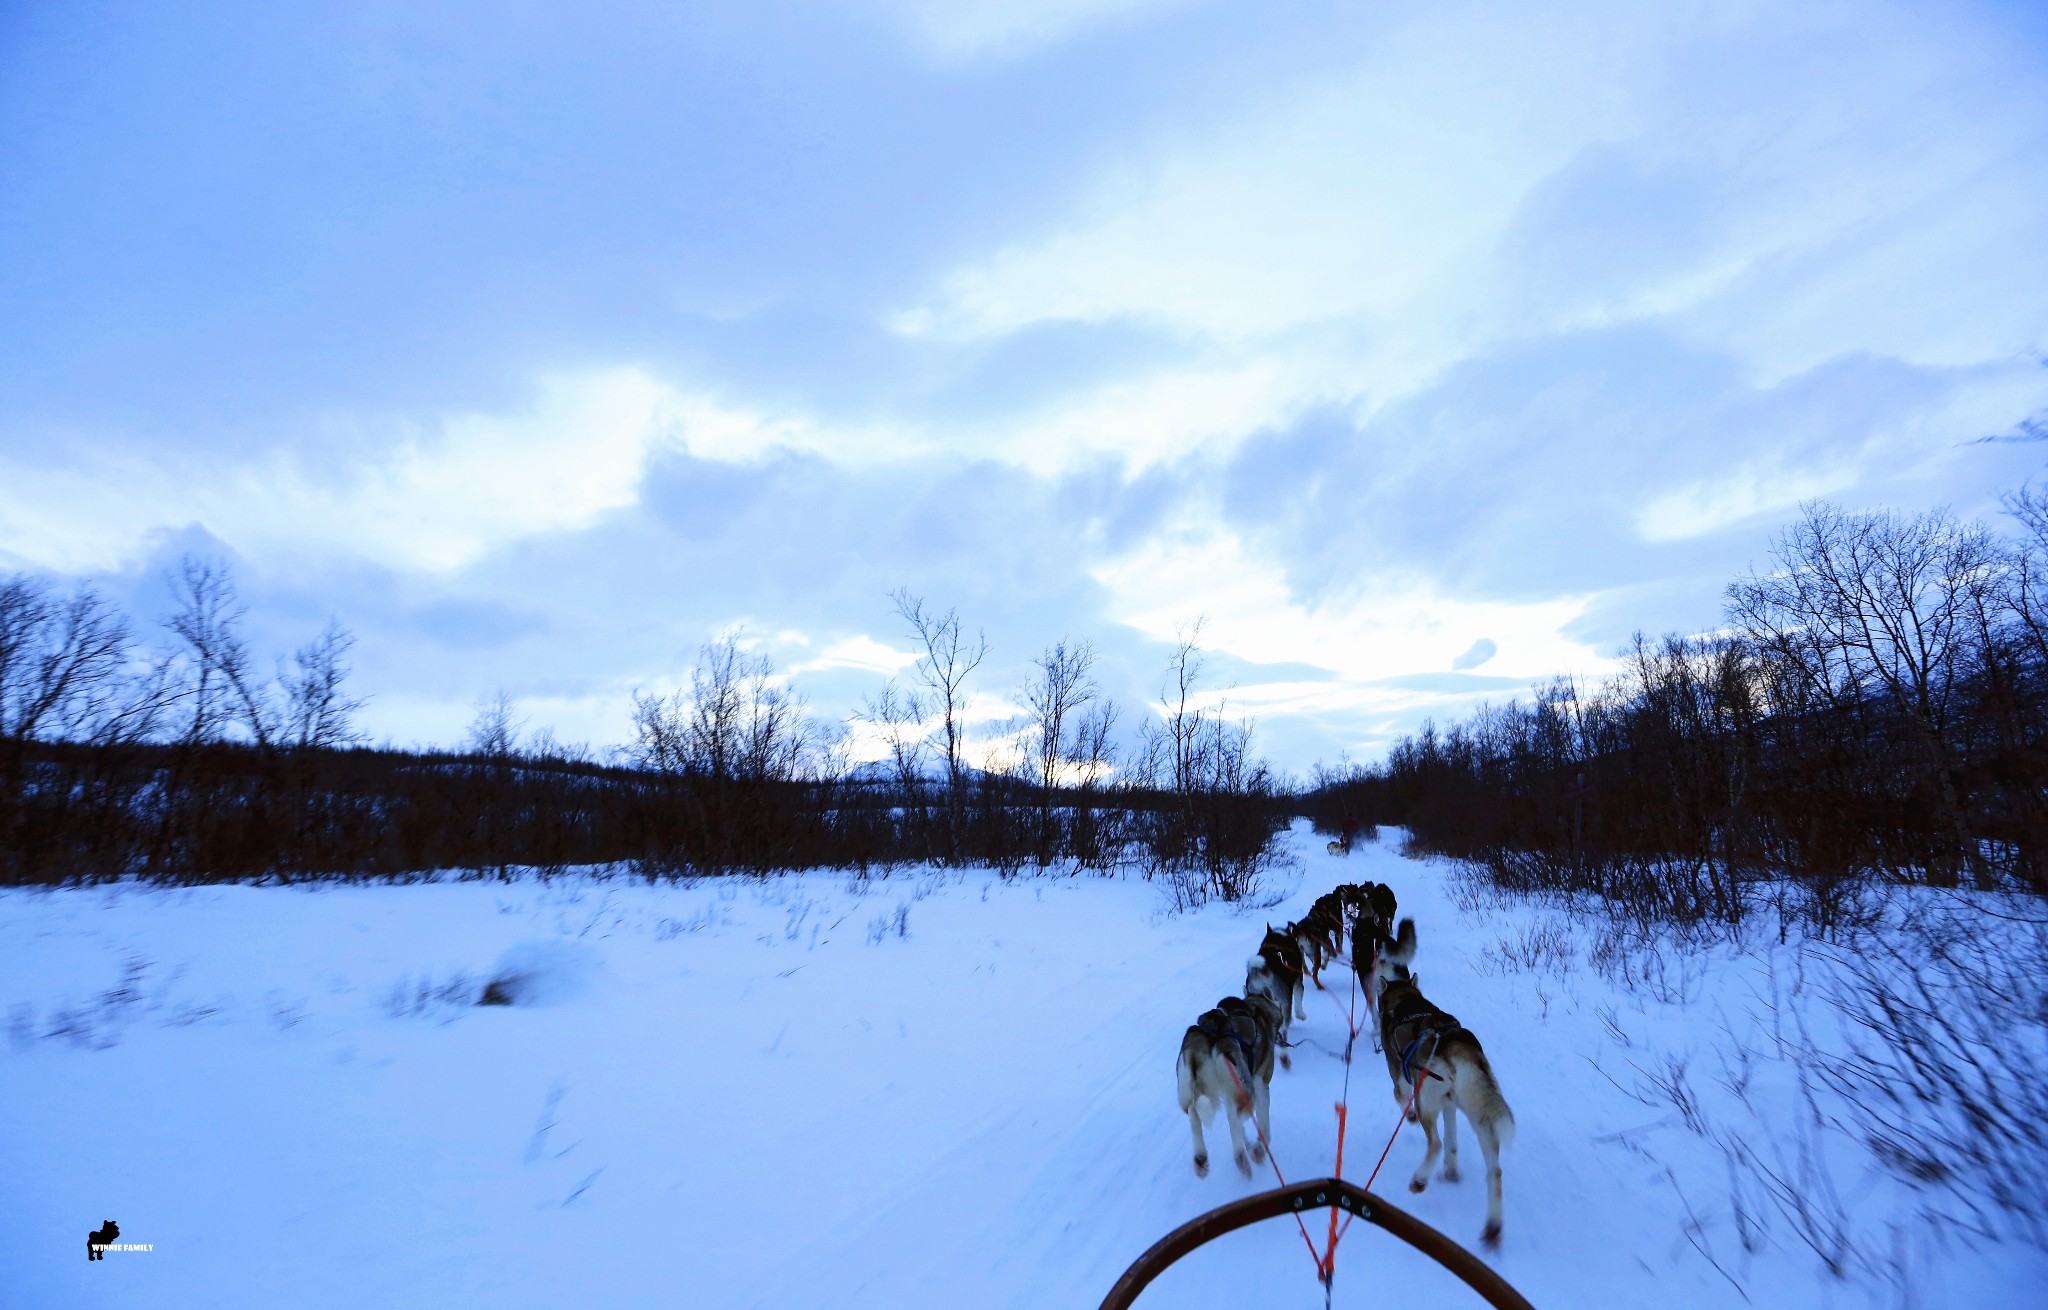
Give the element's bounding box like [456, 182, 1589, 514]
[1218, 992, 1281, 1144]
[1247, 925, 1307, 1066]
[1359, 882, 1398, 937]
[1176, 996, 1279, 1178]
[1298, 885, 1364, 981]
[1327, 839, 1346, 856]
[1352, 913, 1415, 1051]
[1345, 883, 1399, 963]
[1377, 966, 1516, 1248]
[87, 1219, 118, 1261]
[1290, 909, 1342, 982]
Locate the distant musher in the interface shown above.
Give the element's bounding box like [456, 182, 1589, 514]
[1328, 816, 1359, 856]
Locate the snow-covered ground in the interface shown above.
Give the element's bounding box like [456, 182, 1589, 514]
[7, 822, 2044, 1308]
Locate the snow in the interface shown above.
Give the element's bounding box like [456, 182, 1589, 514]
[6, 821, 2045, 1308]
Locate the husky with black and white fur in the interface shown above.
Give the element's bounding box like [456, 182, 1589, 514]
[1376, 963, 1517, 1248]
[1246, 924, 1307, 1067]
[1292, 893, 1351, 981]
[1175, 991, 1283, 1177]
[1354, 913, 1416, 992]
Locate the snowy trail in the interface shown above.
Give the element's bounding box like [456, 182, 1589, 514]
[7, 823, 2047, 1308]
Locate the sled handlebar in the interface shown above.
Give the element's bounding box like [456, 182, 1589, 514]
[1097, 1177, 1534, 1310]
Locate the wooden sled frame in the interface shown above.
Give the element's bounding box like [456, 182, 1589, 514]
[1098, 1177, 1535, 1310]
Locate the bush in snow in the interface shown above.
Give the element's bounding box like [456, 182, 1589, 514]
[475, 940, 598, 1007]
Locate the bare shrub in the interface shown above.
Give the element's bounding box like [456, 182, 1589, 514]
[864, 904, 911, 944]
[1477, 919, 1576, 977]
[381, 971, 480, 1018]
[1809, 906, 2048, 1246]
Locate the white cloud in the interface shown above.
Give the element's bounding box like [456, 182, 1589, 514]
[1091, 512, 1617, 689]
[895, 0, 2048, 469]
[0, 369, 926, 575]
[1635, 461, 1858, 543]
[786, 634, 924, 678]
[1, 370, 675, 573]
[898, 1, 1669, 349]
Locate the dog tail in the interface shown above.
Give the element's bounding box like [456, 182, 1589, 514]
[1448, 1043, 1515, 1151]
[1223, 1046, 1255, 1114]
[1383, 917, 1417, 967]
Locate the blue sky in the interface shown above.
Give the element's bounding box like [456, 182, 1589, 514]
[3, 0, 2045, 772]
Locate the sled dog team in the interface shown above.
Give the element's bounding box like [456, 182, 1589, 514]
[1173, 875, 1518, 1248]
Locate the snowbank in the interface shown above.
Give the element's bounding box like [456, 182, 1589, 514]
[4, 825, 2044, 1308]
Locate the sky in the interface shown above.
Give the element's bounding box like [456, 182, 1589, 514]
[3, 0, 2046, 774]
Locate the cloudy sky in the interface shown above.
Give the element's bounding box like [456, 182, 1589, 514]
[3, 0, 2045, 772]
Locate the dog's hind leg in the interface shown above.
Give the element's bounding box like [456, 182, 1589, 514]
[1224, 1093, 1255, 1177]
[1186, 1097, 1211, 1178]
[1440, 1101, 1462, 1182]
[1475, 1117, 1505, 1247]
[1408, 1096, 1444, 1194]
[1293, 978, 1307, 1024]
[1249, 1077, 1272, 1165]
[1366, 967, 1383, 1052]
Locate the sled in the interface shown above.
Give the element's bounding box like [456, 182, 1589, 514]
[1098, 1177, 1534, 1310]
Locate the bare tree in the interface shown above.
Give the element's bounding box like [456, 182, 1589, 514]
[890, 590, 987, 862]
[686, 636, 749, 780]
[1158, 623, 1210, 796]
[280, 621, 365, 750]
[630, 634, 828, 873]
[2001, 483, 2048, 670]
[0, 576, 54, 740]
[1729, 505, 2002, 885]
[629, 688, 687, 776]
[1070, 699, 1119, 783]
[631, 634, 820, 783]
[1130, 623, 1282, 900]
[1020, 639, 1099, 863]
[0, 577, 133, 742]
[858, 678, 929, 789]
[1024, 640, 1098, 789]
[164, 557, 274, 747]
[465, 691, 522, 759]
[1063, 697, 1124, 871]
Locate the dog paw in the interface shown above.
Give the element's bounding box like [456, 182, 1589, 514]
[1279, 1053, 1293, 1070]
[1481, 1221, 1502, 1249]
[1440, 1165, 1461, 1183]
[1251, 1143, 1267, 1165]
[1234, 1150, 1253, 1177]
[1193, 1156, 1209, 1178]
[1408, 1178, 1428, 1194]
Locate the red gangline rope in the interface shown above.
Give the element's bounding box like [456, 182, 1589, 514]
[1336, 1030, 1441, 1248]
[1222, 1058, 1323, 1271]
[1241, 912, 1441, 1290]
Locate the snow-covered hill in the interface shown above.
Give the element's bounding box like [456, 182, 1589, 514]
[6, 823, 2043, 1308]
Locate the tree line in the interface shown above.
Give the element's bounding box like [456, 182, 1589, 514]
[1307, 490, 2048, 927]
[0, 565, 1286, 894]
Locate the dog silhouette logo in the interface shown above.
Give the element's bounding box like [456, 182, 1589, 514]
[88, 1220, 119, 1261]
